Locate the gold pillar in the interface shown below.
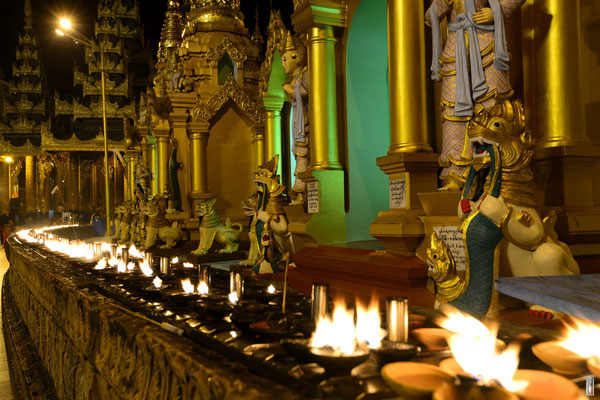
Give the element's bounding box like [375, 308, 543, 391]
[307, 25, 342, 170]
[0, 162, 9, 215]
[252, 125, 265, 168]
[148, 137, 158, 196]
[25, 156, 36, 214]
[68, 154, 79, 211]
[522, 0, 600, 255]
[261, 97, 284, 173]
[155, 130, 170, 194]
[523, 0, 589, 148]
[387, 0, 432, 153]
[125, 150, 139, 201]
[369, 0, 438, 255]
[287, 1, 348, 245]
[188, 122, 210, 195]
[91, 162, 98, 211]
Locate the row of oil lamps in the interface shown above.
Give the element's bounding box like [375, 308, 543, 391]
[17, 227, 600, 399]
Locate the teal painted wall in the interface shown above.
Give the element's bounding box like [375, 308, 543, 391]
[345, 0, 390, 242]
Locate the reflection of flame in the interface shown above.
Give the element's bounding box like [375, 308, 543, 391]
[228, 291, 239, 304]
[559, 318, 600, 358]
[95, 258, 107, 270]
[311, 301, 357, 355]
[153, 276, 162, 289]
[183, 262, 194, 268]
[181, 279, 194, 294]
[117, 260, 126, 273]
[138, 260, 153, 276]
[128, 244, 143, 259]
[267, 284, 276, 294]
[126, 262, 135, 271]
[172, 257, 179, 264]
[198, 281, 209, 295]
[438, 306, 526, 392]
[356, 299, 385, 349]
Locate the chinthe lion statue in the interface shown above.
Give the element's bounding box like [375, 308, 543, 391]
[117, 200, 135, 244]
[191, 197, 243, 256]
[144, 195, 183, 249]
[427, 99, 579, 319]
[240, 155, 295, 275]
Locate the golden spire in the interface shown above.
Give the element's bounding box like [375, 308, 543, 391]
[187, 0, 244, 28]
[24, 0, 32, 27]
[191, 0, 240, 10]
[158, 0, 185, 63]
[251, 7, 264, 48]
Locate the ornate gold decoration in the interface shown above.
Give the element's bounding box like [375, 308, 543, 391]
[192, 196, 243, 255]
[466, 99, 534, 206]
[158, 0, 185, 63]
[206, 35, 247, 67]
[426, 232, 467, 303]
[258, 11, 287, 97]
[192, 75, 264, 124]
[41, 124, 128, 152]
[293, 0, 309, 10]
[9, 161, 23, 181]
[37, 155, 54, 188]
[54, 94, 74, 115]
[192, 0, 240, 9]
[0, 135, 45, 156]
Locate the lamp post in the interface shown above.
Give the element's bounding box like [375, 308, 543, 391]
[57, 19, 111, 236]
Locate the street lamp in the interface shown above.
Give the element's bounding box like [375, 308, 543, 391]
[56, 18, 111, 236]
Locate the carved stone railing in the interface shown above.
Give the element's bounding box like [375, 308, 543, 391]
[3, 238, 303, 400]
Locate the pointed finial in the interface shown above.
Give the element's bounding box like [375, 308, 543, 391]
[24, 0, 32, 24]
[251, 5, 264, 47]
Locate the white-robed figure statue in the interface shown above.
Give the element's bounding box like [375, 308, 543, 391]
[282, 31, 309, 204]
[426, 0, 524, 191]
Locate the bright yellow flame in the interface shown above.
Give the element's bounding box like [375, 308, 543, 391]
[107, 257, 119, 267]
[181, 279, 194, 294]
[559, 318, 600, 358]
[128, 244, 143, 259]
[55, 29, 64, 36]
[94, 258, 107, 270]
[153, 276, 162, 289]
[438, 306, 526, 391]
[310, 301, 357, 355]
[171, 257, 179, 264]
[117, 260, 126, 273]
[138, 260, 153, 276]
[183, 262, 194, 268]
[229, 291, 239, 304]
[356, 299, 385, 349]
[59, 18, 71, 30]
[198, 281, 209, 295]
[126, 262, 135, 271]
[4, 156, 13, 163]
[267, 284, 276, 294]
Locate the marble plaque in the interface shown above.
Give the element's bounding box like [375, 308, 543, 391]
[307, 181, 319, 214]
[389, 178, 406, 209]
[432, 225, 466, 272]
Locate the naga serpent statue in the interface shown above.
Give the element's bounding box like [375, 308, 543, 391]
[426, 99, 579, 318]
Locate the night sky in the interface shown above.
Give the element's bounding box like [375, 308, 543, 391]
[0, 0, 294, 94]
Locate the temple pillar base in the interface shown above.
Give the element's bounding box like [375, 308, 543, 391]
[286, 169, 346, 249]
[370, 152, 439, 256]
[533, 145, 600, 256]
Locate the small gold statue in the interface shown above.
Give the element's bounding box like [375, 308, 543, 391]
[143, 194, 184, 249]
[282, 31, 309, 204]
[191, 197, 243, 256]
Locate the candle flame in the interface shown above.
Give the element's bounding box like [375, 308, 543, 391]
[117, 260, 126, 273]
[559, 318, 600, 358]
[128, 244, 143, 259]
[100, 242, 112, 254]
[228, 291, 239, 304]
[95, 258, 107, 270]
[171, 256, 179, 264]
[356, 299, 385, 349]
[198, 281, 209, 295]
[138, 260, 153, 276]
[183, 262, 194, 268]
[181, 278, 194, 294]
[153, 276, 162, 289]
[108, 257, 119, 267]
[267, 284, 276, 294]
[311, 301, 358, 355]
[126, 262, 135, 271]
[437, 306, 527, 392]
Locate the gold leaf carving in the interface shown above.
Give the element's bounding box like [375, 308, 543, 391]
[258, 11, 288, 97]
[206, 35, 247, 67]
[192, 75, 264, 124]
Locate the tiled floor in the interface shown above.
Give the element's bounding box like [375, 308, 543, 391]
[0, 249, 14, 400]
